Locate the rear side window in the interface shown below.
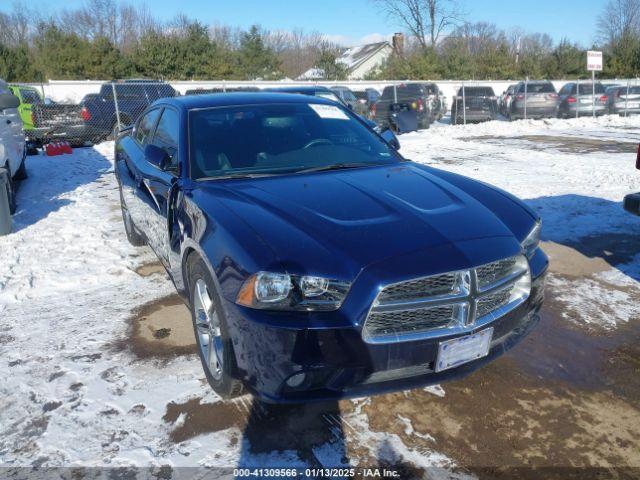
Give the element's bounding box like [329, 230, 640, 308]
[150, 109, 179, 171]
[135, 109, 161, 145]
[20, 89, 43, 105]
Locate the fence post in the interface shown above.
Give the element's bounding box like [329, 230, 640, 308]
[524, 77, 528, 120]
[625, 80, 629, 117]
[592, 70, 595, 118]
[576, 79, 580, 119]
[111, 82, 122, 134]
[462, 81, 466, 125]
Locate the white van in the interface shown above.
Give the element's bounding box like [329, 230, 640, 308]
[0, 79, 26, 214]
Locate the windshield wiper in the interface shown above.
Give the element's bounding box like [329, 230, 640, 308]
[294, 163, 374, 174]
[199, 173, 277, 181]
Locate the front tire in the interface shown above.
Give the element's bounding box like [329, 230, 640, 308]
[188, 255, 244, 399]
[14, 157, 28, 181]
[4, 169, 16, 214]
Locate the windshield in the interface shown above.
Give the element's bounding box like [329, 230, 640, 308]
[189, 103, 399, 179]
[457, 87, 495, 97]
[518, 83, 555, 94]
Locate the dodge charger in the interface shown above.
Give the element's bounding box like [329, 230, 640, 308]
[114, 93, 547, 403]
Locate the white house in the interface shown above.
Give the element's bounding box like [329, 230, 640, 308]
[297, 41, 394, 81]
[338, 41, 394, 80]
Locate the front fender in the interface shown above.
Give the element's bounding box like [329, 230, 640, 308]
[175, 190, 281, 305]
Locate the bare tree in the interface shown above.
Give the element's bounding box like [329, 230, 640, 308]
[597, 0, 640, 47]
[263, 28, 329, 78]
[373, 0, 464, 49]
[0, 1, 39, 46]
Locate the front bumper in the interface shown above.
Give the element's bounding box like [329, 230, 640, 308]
[224, 249, 548, 403]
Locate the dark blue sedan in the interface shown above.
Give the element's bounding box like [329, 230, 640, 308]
[115, 92, 547, 403]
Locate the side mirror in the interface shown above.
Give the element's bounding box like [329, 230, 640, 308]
[144, 144, 170, 170]
[381, 128, 400, 150]
[0, 93, 20, 110]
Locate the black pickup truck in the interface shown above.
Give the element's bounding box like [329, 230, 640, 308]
[372, 84, 432, 133]
[451, 86, 499, 124]
[81, 80, 177, 140]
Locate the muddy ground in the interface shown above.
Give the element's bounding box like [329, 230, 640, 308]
[128, 230, 640, 479]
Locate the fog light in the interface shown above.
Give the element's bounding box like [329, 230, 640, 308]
[285, 372, 307, 388]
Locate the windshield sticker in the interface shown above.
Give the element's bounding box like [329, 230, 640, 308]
[309, 104, 349, 120]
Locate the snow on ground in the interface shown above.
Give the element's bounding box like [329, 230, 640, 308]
[0, 115, 639, 473]
[400, 115, 640, 329]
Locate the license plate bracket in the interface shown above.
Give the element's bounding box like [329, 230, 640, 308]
[435, 327, 493, 372]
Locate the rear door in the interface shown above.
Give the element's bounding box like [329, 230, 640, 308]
[137, 107, 180, 265]
[118, 107, 162, 231]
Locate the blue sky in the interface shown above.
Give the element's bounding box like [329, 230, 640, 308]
[18, 0, 603, 46]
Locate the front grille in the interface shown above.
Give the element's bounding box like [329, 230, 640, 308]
[376, 272, 458, 303]
[363, 255, 530, 343]
[365, 304, 460, 338]
[476, 256, 517, 290]
[476, 286, 512, 318]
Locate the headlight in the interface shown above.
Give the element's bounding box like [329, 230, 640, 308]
[236, 272, 351, 311]
[521, 220, 541, 258]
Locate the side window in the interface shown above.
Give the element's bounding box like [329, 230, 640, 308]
[135, 109, 161, 145]
[20, 89, 42, 105]
[150, 108, 180, 171]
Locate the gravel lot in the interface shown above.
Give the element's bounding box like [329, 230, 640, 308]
[1, 115, 639, 479]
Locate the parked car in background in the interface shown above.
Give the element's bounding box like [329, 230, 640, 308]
[9, 85, 95, 148]
[423, 82, 446, 120]
[353, 88, 380, 118]
[451, 86, 498, 124]
[499, 85, 516, 116]
[508, 81, 559, 120]
[373, 84, 432, 131]
[607, 85, 640, 116]
[557, 82, 607, 118]
[0, 80, 26, 215]
[330, 86, 368, 117]
[115, 92, 547, 402]
[81, 80, 177, 140]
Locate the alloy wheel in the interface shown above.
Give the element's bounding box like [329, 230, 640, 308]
[193, 279, 223, 380]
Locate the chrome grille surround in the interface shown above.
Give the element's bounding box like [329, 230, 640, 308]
[363, 255, 531, 343]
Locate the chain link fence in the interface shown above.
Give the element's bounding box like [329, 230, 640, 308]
[7, 78, 640, 149]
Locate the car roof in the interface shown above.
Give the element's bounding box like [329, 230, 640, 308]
[155, 91, 341, 111]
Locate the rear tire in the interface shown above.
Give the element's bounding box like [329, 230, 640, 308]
[187, 255, 244, 399]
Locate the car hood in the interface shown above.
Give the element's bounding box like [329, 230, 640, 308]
[204, 163, 524, 280]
